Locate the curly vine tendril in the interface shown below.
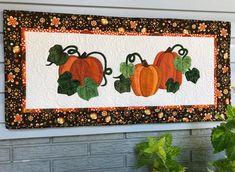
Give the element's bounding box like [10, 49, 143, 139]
[169, 44, 188, 59]
[86, 51, 112, 87]
[125, 52, 144, 65]
[63, 45, 80, 56]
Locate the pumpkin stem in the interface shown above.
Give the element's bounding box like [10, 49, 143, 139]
[80, 52, 88, 58]
[165, 47, 172, 52]
[142, 60, 149, 67]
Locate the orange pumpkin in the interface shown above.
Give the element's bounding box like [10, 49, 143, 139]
[131, 60, 161, 97]
[59, 55, 103, 86]
[153, 48, 182, 89]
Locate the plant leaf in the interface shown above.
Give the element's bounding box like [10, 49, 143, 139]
[165, 78, 180, 93]
[174, 56, 192, 73]
[47, 44, 69, 65]
[226, 105, 235, 121]
[77, 77, 99, 101]
[211, 159, 235, 172]
[156, 137, 167, 163]
[135, 134, 186, 171]
[185, 68, 200, 84]
[167, 146, 181, 159]
[114, 74, 131, 93]
[57, 72, 80, 96]
[226, 147, 235, 160]
[160, 133, 172, 147]
[120, 62, 135, 78]
[211, 121, 235, 153]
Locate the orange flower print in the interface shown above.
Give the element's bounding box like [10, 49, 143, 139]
[204, 113, 212, 121]
[130, 21, 137, 29]
[14, 114, 22, 123]
[216, 89, 223, 98]
[7, 16, 18, 27]
[198, 23, 207, 32]
[222, 66, 229, 73]
[51, 17, 61, 27]
[220, 28, 228, 37]
[7, 72, 15, 82]
[90, 20, 97, 27]
[187, 107, 194, 113]
[183, 118, 189, 122]
[168, 116, 176, 122]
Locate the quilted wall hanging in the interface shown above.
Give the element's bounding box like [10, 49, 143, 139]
[3, 10, 231, 129]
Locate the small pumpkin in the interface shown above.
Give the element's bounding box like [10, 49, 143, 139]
[153, 47, 182, 89]
[131, 60, 161, 97]
[59, 52, 103, 86]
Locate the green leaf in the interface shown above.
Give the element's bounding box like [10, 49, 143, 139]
[211, 122, 235, 153]
[226, 105, 235, 121]
[211, 159, 235, 172]
[156, 137, 167, 163]
[57, 72, 80, 96]
[160, 133, 172, 147]
[120, 62, 135, 78]
[226, 147, 235, 160]
[77, 77, 99, 101]
[114, 74, 131, 93]
[135, 133, 186, 171]
[174, 56, 192, 73]
[185, 68, 200, 84]
[47, 44, 69, 65]
[165, 78, 180, 93]
[167, 146, 181, 159]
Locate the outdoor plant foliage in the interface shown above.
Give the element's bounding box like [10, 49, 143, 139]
[209, 105, 235, 172]
[135, 133, 186, 172]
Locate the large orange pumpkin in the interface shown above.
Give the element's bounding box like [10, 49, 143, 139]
[131, 60, 161, 97]
[153, 48, 182, 89]
[59, 55, 103, 86]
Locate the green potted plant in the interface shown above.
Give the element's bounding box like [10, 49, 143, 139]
[135, 133, 186, 172]
[209, 105, 235, 172]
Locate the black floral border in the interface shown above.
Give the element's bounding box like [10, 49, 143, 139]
[3, 10, 231, 129]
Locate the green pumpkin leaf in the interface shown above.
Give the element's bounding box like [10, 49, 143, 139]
[185, 68, 200, 84]
[47, 44, 69, 65]
[166, 78, 180, 93]
[57, 72, 80, 96]
[77, 77, 99, 101]
[174, 56, 191, 73]
[120, 62, 135, 78]
[114, 74, 131, 93]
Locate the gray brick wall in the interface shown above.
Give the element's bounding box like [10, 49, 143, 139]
[0, 129, 222, 172]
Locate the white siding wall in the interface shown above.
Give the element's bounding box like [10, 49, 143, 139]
[0, 0, 234, 139]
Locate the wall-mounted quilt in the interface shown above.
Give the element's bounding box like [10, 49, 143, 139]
[4, 10, 231, 129]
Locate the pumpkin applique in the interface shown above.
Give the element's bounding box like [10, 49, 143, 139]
[154, 44, 200, 93]
[114, 44, 200, 97]
[114, 53, 161, 97]
[47, 44, 112, 101]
